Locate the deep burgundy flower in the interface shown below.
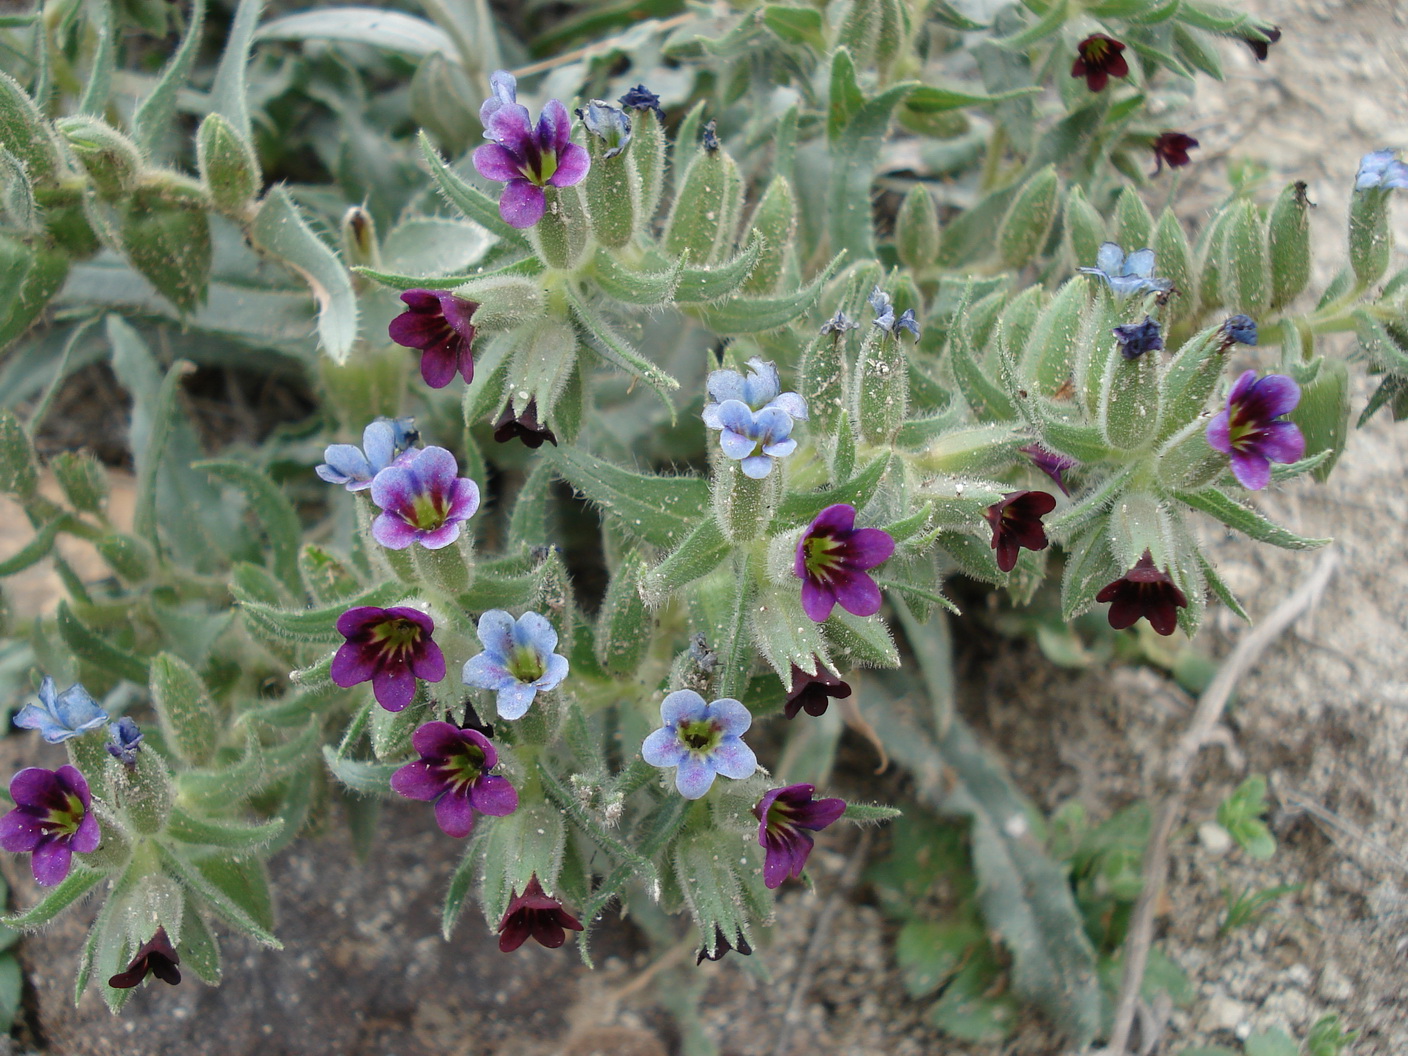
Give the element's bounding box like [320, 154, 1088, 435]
[753, 784, 846, 889]
[0, 765, 100, 886]
[1152, 131, 1199, 174]
[497, 875, 584, 952]
[1112, 316, 1164, 360]
[493, 400, 558, 449]
[331, 606, 446, 712]
[696, 925, 752, 965]
[388, 290, 479, 389]
[984, 490, 1057, 573]
[783, 662, 852, 720]
[1242, 26, 1281, 61]
[108, 927, 181, 989]
[1095, 550, 1188, 636]
[1019, 444, 1077, 496]
[1072, 34, 1129, 92]
[391, 721, 518, 838]
[794, 504, 895, 623]
[1205, 370, 1305, 491]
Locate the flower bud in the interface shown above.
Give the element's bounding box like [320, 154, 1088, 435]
[1349, 182, 1394, 289]
[740, 175, 797, 295]
[0, 409, 38, 498]
[97, 532, 155, 583]
[1217, 199, 1269, 315]
[895, 184, 940, 274]
[340, 205, 379, 268]
[1287, 356, 1349, 482]
[1268, 181, 1310, 309]
[114, 747, 175, 836]
[528, 185, 589, 270]
[196, 113, 261, 215]
[118, 195, 212, 313]
[50, 451, 107, 514]
[0, 71, 63, 186]
[1114, 186, 1154, 251]
[1064, 185, 1106, 275]
[997, 164, 1059, 270]
[578, 101, 636, 249]
[149, 653, 218, 768]
[663, 139, 744, 266]
[56, 116, 143, 198]
[713, 459, 780, 544]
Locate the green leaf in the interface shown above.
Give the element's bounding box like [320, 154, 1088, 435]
[776, 453, 891, 527]
[828, 76, 917, 260]
[903, 83, 1041, 114]
[990, 0, 1069, 49]
[762, 5, 825, 50]
[1244, 1029, 1299, 1056]
[564, 286, 680, 415]
[150, 652, 219, 767]
[178, 899, 222, 985]
[256, 7, 457, 56]
[77, 0, 117, 116]
[1176, 487, 1330, 550]
[133, 0, 207, 154]
[322, 746, 399, 795]
[673, 236, 764, 302]
[355, 257, 538, 291]
[208, 0, 266, 145]
[196, 460, 302, 590]
[1, 864, 103, 930]
[691, 252, 844, 334]
[590, 249, 682, 305]
[236, 581, 406, 643]
[157, 845, 280, 947]
[0, 513, 73, 576]
[640, 516, 728, 606]
[164, 808, 285, 849]
[550, 447, 708, 549]
[57, 601, 149, 684]
[417, 132, 527, 245]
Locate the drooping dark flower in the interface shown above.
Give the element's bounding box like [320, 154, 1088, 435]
[1241, 25, 1281, 61]
[370, 446, 480, 550]
[1080, 242, 1173, 298]
[1220, 314, 1259, 347]
[332, 606, 446, 712]
[575, 100, 632, 158]
[13, 676, 107, 744]
[754, 784, 847, 889]
[1151, 131, 1199, 175]
[618, 84, 664, 122]
[1205, 370, 1305, 491]
[642, 690, 756, 800]
[783, 662, 852, 720]
[1072, 34, 1129, 92]
[497, 875, 584, 952]
[0, 766, 100, 886]
[1355, 149, 1408, 191]
[794, 504, 895, 623]
[493, 400, 558, 449]
[461, 610, 569, 721]
[389, 290, 479, 389]
[868, 286, 920, 338]
[696, 925, 752, 965]
[984, 490, 1057, 573]
[1112, 316, 1164, 360]
[473, 70, 590, 229]
[105, 717, 143, 767]
[390, 721, 518, 838]
[1095, 550, 1188, 636]
[1019, 443, 1077, 496]
[316, 417, 420, 491]
[108, 927, 181, 989]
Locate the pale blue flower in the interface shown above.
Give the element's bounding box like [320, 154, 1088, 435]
[1355, 150, 1408, 191]
[575, 100, 632, 158]
[13, 677, 108, 744]
[316, 417, 419, 491]
[715, 400, 798, 479]
[1080, 242, 1173, 298]
[702, 357, 808, 429]
[868, 287, 919, 338]
[642, 690, 757, 799]
[462, 610, 569, 720]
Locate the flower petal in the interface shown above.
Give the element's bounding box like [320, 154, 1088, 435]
[371, 513, 418, 550]
[706, 697, 752, 738]
[739, 454, 775, 479]
[1246, 374, 1301, 419]
[661, 689, 707, 728]
[674, 755, 717, 800]
[709, 738, 757, 780]
[495, 682, 537, 721]
[462, 653, 515, 692]
[499, 179, 546, 229]
[1205, 410, 1232, 453]
[1229, 449, 1272, 491]
[474, 610, 516, 661]
[800, 579, 836, 623]
[1095, 242, 1124, 274]
[0, 810, 44, 852]
[71, 809, 101, 854]
[548, 143, 591, 188]
[390, 760, 443, 801]
[372, 664, 416, 712]
[642, 727, 686, 768]
[469, 774, 519, 817]
[706, 369, 746, 406]
[719, 429, 757, 461]
[1254, 420, 1306, 465]
[514, 611, 559, 656]
[473, 142, 524, 183]
[844, 527, 896, 569]
[715, 399, 756, 437]
[31, 840, 72, 886]
[535, 652, 570, 692]
[330, 642, 376, 689]
[832, 570, 883, 618]
[409, 639, 446, 683]
[767, 392, 809, 421]
[434, 791, 476, 839]
[419, 345, 460, 389]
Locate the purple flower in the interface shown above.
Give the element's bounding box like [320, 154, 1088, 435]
[461, 610, 569, 721]
[1072, 34, 1129, 92]
[753, 784, 846, 889]
[105, 717, 143, 767]
[388, 290, 479, 389]
[472, 70, 591, 229]
[0, 766, 100, 886]
[1355, 149, 1408, 191]
[642, 690, 756, 800]
[109, 927, 181, 989]
[868, 286, 919, 338]
[703, 357, 808, 429]
[784, 661, 851, 720]
[390, 721, 518, 838]
[497, 876, 584, 952]
[316, 417, 420, 491]
[1112, 316, 1164, 360]
[1205, 370, 1306, 491]
[370, 446, 480, 550]
[13, 676, 107, 743]
[331, 606, 446, 712]
[696, 925, 751, 965]
[794, 504, 895, 623]
[493, 399, 558, 449]
[713, 401, 798, 479]
[1221, 314, 1259, 347]
[1095, 550, 1188, 637]
[1019, 444, 1077, 496]
[1080, 242, 1173, 298]
[984, 490, 1057, 573]
[618, 84, 664, 121]
[1151, 131, 1199, 175]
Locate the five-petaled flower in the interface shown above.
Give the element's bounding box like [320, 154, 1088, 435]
[696, 925, 751, 965]
[1096, 551, 1187, 636]
[1072, 34, 1129, 92]
[784, 661, 852, 720]
[1080, 242, 1173, 298]
[868, 286, 920, 339]
[316, 417, 419, 491]
[984, 491, 1057, 573]
[1242, 25, 1281, 61]
[332, 606, 446, 712]
[794, 504, 895, 623]
[1205, 370, 1305, 491]
[494, 399, 558, 449]
[642, 690, 757, 800]
[1355, 149, 1408, 191]
[13, 676, 107, 744]
[1112, 316, 1164, 360]
[754, 784, 847, 889]
[109, 928, 181, 989]
[0, 766, 100, 886]
[461, 610, 569, 721]
[105, 717, 143, 767]
[712, 401, 798, 479]
[390, 721, 518, 838]
[370, 446, 480, 550]
[389, 290, 479, 389]
[497, 876, 584, 952]
[703, 357, 808, 429]
[1019, 444, 1077, 496]
[473, 70, 590, 229]
[1151, 132, 1199, 175]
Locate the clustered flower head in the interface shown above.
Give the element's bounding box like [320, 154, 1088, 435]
[1020, 444, 1077, 496]
[1080, 242, 1173, 298]
[371, 446, 480, 550]
[1206, 370, 1305, 491]
[1096, 550, 1188, 636]
[461, 610, 569, 720]
[493, 399, 558, 449]
[794, 504, 895, 623]
[391, 721, 518, 838]
[13, 676, 107, 743]
[754, 784, 846, 889]
[642, 690, 756, 799]
[1112, 316, 1164, 360]
[497, 876, 584, 952]
[473, 70, 590, 229]
[1355, 149, 1408, 191]
[331, 605, 445, 712]
[984, 490, 1057, 573]
[388, 290, 479, 389]
[0, 766, 100, 886]
[1072, 33, 1129, 92]
[109, 928, 181, 989]
[316, 417, 419, 491]
[784, 661, 851, 720]
[1151, 131, 1199, 175]
[868, 286, 920, 338]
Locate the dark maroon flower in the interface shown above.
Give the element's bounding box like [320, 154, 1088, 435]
[794, 504, 895, 623]
[1095, 550, 1188, 636]
[497, 875, 584, 952]
[1205, 370, 1305, 491]
[391, 721, 518, 838]
[0, 765, 100, 886]
[493, 399, 558, 449]
[753, 784, 846, 889]
[1019, 444, 1077, 496]
[331, 606, 446, 712]
[1112, 316, 1164, 360]
[1242, 26, 1281, 61]
[783, 662, 851, 720]
[1072, 34, 1129, 92]
[388, 289, 479, 389]
[1152, 131, 1199, 174]
[696, 925, 752, 965]
[108, 927, 181, 989]
[984, 490, 1057, 573]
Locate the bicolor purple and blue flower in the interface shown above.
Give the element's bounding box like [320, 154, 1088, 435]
[370, 446, 480, 550]
[461, 610, 569, 721]
[13, 677, 107, 744]
[316, 417, 419, 492]
[642, 690, 757, 800]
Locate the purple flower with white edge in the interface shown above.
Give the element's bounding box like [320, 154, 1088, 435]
[1112, 316, 1164, 360]
[1356, 150, 1408, 191]
[868, 286, 920, 338]
[472, 70, 590, 229]
[1206, 371, 1305, 491]
[389, 290, 479, 389]
[461, 610, 569, 721]
[390, 722, 518, 838]
[331, 606, 446, 712]
[316, 417, 420, 491]
[794, 504, 895, 623]
[0, 766, 100, 886]
[1019, 443, 1077, 496]
[702, 357, 808, 430]
[13, 677, 107, 743]
[370, 446, 480, 550]
[754, 784, 846, 889]
[1080, 242, 1173, 298]
[642, 690, 757, 800]
[105, 717, 143, 767]
[714, 400, 797, 479]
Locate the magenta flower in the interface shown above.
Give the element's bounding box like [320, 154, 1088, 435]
[754, 784, 846, 889]
[1072, 34, 1129, 92]
[370, 446, 480, 550]
[390, 721, 518, 838]
[1205, 370, 1306, 491]
[388, 290, 478, 389]
[1095, 550, 1187, 636]
[472, 70, 590, 229]
[784, 661, 851, 720]
[497, 875, 584, 952]
[331, 606, 446, 712]
[109, 927, 181, 989]
[794, 504, 895, 623]
[984, 490, 1057, 573]
[0, 765, 100, 886]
